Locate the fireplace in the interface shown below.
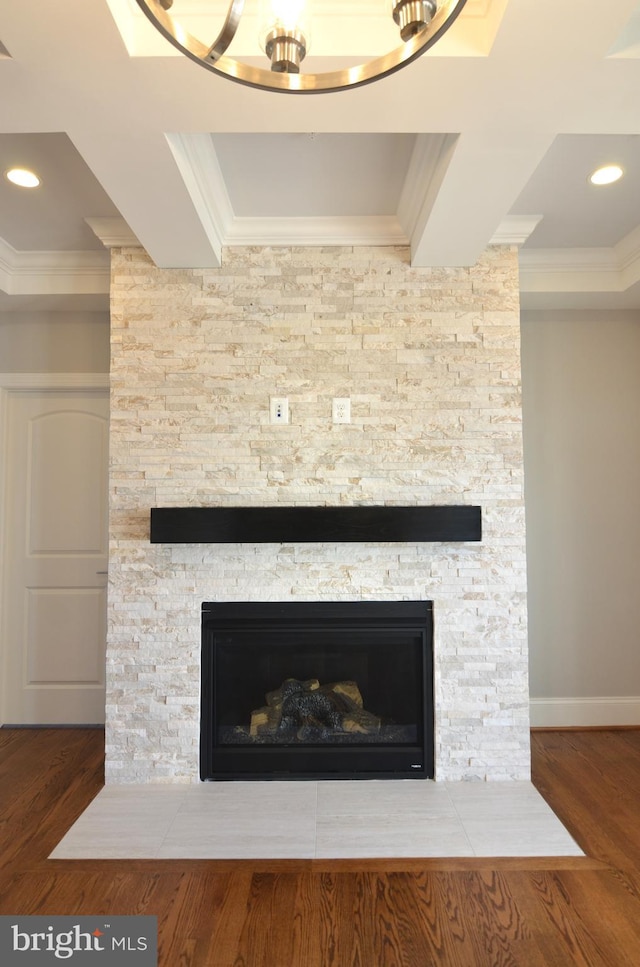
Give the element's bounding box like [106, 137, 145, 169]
[200, 601, 434, 780]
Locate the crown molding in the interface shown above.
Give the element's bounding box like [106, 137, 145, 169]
[615, 222, 640, 287]
[3, 214, 640, 308]
[0, 236, 110, 297]
[519, 237, 640, 296]
[398, 133, 459, 244]
[226, 215, 408, 247]
[85, 217, 139, 249]
[165, 133, 231, 267]
[490, 215, 543, 247]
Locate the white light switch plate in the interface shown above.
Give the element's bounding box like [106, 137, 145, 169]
[270, 397, 289, 424]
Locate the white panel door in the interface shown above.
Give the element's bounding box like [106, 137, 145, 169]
[2, 390, 109, 723]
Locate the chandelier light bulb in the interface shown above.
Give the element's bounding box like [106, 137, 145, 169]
[268, 0, 307, 29]
[260, 0, 310, 73]
[392, 0, 437, 41]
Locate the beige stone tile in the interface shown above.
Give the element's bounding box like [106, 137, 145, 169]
[156, 781, 318, 859]
[315, 780, 474, 858]
[446, 780, 558, 818]
[446, 781, 584, 857]
[461, 815, 584, 858]
[50, 786, 189, 859]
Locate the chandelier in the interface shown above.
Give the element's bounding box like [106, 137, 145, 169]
[135, 0, 468, 93]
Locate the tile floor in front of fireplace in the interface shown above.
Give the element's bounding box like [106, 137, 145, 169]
[50, 780, 583, 860]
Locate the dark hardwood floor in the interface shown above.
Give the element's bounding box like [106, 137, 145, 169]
[1, 727, 640, 965]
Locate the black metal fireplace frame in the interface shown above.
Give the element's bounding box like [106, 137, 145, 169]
[200, 601, 434, 781]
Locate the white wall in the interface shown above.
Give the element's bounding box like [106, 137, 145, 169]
[521, 310, 640, 726]
[0, 312, 109, 373]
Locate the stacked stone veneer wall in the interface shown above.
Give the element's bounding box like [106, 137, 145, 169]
[107, 244, 529, 783]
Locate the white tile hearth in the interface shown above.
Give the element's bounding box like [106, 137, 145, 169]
[50, 781, 583, 860]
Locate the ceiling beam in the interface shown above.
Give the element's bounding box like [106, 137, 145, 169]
[69, 127, 223, 269]
[409, 129, 556, 267]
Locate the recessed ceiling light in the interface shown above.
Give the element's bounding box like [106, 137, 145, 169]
[589, 164, 624, 186]
[5, 167, 41, 188]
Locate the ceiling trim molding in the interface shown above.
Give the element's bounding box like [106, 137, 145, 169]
[0, 236, 109, 296]
[3, 222, 638, 302]
[615, 223, 640, 286]
[398, 134, 459, 243]
[490, 215, 543, 247]
[398, 134, 460, 265]
[519, 220, 640, 295]
[519, 249, 623, 293]
[85, 217, 139, 248]
[165, 133, 231, 267]
[520, 247, 618, 274]
[225, 215, 408, 247]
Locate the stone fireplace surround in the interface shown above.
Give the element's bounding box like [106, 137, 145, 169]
[106, 243, 530, 784]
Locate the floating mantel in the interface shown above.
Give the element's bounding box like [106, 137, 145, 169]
[150, 506, 481, 544]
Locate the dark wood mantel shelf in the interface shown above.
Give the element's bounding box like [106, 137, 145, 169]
[150, 505, 481, 544]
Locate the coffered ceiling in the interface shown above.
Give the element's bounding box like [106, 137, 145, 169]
[1, 0, 640, 312]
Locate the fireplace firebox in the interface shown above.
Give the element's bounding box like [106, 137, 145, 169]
[200, 601, 433, 780]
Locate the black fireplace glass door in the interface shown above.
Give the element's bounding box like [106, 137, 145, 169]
[201, 602, 433, 780]
[215, 629, 422, 745]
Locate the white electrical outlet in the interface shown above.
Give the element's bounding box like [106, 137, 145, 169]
[332, 397, 351, 424]
[270, 397, 289, 424]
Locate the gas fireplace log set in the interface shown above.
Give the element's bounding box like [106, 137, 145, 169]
[249, 678, 383, 741]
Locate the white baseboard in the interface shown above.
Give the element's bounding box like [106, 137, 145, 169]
[530, 697, 640, 728]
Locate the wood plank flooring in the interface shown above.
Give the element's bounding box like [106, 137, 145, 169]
[1, 727, 640, 965]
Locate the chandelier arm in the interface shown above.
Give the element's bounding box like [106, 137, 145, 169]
[206, 0, 245, 62]
[134, 0, 244, 63]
